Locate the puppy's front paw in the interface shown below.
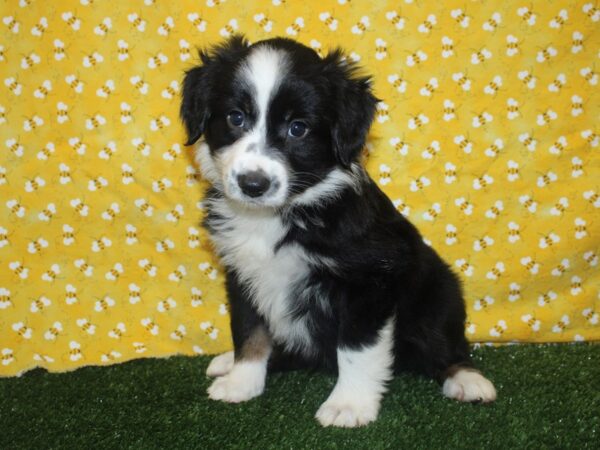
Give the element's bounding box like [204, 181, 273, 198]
[315, 396, 380, 428]
[443, 369, 497, 403]
[207, 361, 266, 403]
[206, 351, 234, 377]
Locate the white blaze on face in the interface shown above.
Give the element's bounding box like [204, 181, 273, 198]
[216, 45, 290, 207]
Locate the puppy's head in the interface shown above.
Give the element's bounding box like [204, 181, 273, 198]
[181, 35, 377, 208]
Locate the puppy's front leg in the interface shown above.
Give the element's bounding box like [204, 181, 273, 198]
[207, 273, 272, 403]
[316, 316, 395, 427]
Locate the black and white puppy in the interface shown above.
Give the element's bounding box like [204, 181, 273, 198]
[181, 35, 496, 428]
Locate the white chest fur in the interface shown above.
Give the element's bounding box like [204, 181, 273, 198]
[208, 198, 314, 353]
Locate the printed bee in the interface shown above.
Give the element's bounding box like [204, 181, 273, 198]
[508, 282, 521, 302]
[56, 163, 70, 185]
[317, 12, 337, 31]
[549, 9, 568, 29]
[549, 136, 568, 155]
[3, 15, 20, 33]
[207, 0, 226, 6]
[454, 259, 474, 277]
[422, 203, 441, 222]
[157, 297, 177, 313]
[83, 52, 104, 68]
[418, 14, 437, 34]
[94, 296, 115, 312]
[582, 308, 599, 325]
[474, 296, 494, 311]
[521, 256, 540, 275]
[69, 341, 83, 361]
[583, 190, 600, 207]
[519, 132, 537, 151]
[486, 262, 505, 281]
[117, 39, 129, 61]
[570, 276, 583, 296]
[550, 197, 569, 216]
[471, 48, 491, 65]
[34, 80, 52, 99]
[571, 156, 584, 178]
[0, 226, 8, 248]
[44, 322, 63, 340]
[160, 80, 180, 100]
[87, 176, 108, 192]
[580, 67, 598, 86]
[521, 315, 541, 332]
[552, 315, 570, 333]
[162, 144, 181, 162]
[473, 174, 494, 190]
[24, 175, 45, 192]
[473, 236, 494, 252]
[126, 224, 139, 245]
[351, 16, 370, 34]
[128, 13, 146, 32]
[74, 259, 94, 277]
[187, 13, 207, 32]
[121, 164, 134, 186]
[518, 70, 536, 89]
[105, 263, 124, 281]
[219, 303, 229, 315]
[98, 141, 117, 160]
[374, 102, 389, 123]
[517, 7, 536, 26]
[451, 9, 470, 28]
[141, 318, 159, 335]
[571, 31, 583, 54]
[158, 16, 174, 36]
[489, 321, 507, 338]
[135, 198, 154, 217]
[392, 199, 410, 217]
[101, 203, 120, 221]
[551, 258, 570, 277]
[130, 75, 149, 95]
[536, 171, 558, 188]
[187, 227, 201, 249]
[150, 115, 171, 131]
[444, 224, 457, 246]
[377, 164, 391, 186]
[539, 232, 560, 249]
[454, 135, 473, 154]
[571, 95, 583, 117]
[156, 239, 175, 253]
[65, 74, 83, 93]
[519, 195, 537, 213]
[94, 17, 112, 36]
[388, 137, 409, 156]
[23, 115, 44, 132]
[7, 199, 26, 218]
[485, 200, 504, 219]
[375, 38, 387, 60]
[583, 251, 598, 267]
[37, 142, 55, 160]
[54, 102, 69, 124]
[62, 12, 81, 30]
[581, 129, 598, 148]
[407, 113, 428, 130]
[574, 218, 587, 239]
[537, 109, 558, 126]
[31, 295, 51, 313]
[12, 321, 33, 339]
[166, 204, 184, 223]
[421, 140, 440, 160]
[472, 112, 493, 128]
[76, 319, 96, 335]
[440, 99, 456, 122]
[200, 321, 219, 340]
[169, 265, 187, 282]
[65, 284, 78, 305]
[191, 287, 203, 307]
[100, 351, 123, 363]
[536, 46, 557, 63]
[506, 35, 519, 56]
[170, 325, 187, 341]
[28, 237, 49, 254]
[129, 283, 141, 304]
[419, 78, 438, 97]
[548, 73, 566, 93]
[483, 76, 502, 95]
[133, 342, 147, 353]
[253, 13, 273, 32]
[5, 77, 23, 96]
[91, 236, 111, 252]
[386, 74, 407, 94]
[440, 36, 454, 58]
[583, 3, 600, 22]
[42, 263, 62, 288]
[219, 18, 238, 38]
[62, 224, 75, 246]
[53, 39, 66, 61]
[455, 197, 473, 216]
[483, 12, 501, 31]
[148, 53, 168, 70]
[152, 177, 173, 193]
[85, 114, 106, 130]
[96, 80, 115, 98]
[0, 105, 5, 124]
[108, 322, 127, 339]
[139, 259, 158, 277]
[406, 50, 427, 67]
[199, 262, 218, 280]
[443, 162, 457, 184]
[409, 175, 431, 193]
[285, 17, 305, 36]
[485, 138, 504, 158]
[452, 72, 471, 91]
[119, 102, 133, 124]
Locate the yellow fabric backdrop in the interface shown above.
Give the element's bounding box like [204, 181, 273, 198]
[0, 0, 598, 376]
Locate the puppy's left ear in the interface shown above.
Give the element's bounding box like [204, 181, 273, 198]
[323, 50, 378, 167]
[181, 64, 212, 146]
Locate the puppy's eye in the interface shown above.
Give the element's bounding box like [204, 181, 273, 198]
[227, 110, 245, 128]
[288, 120, 308, 138]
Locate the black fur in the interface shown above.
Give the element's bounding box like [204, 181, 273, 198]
[183, 36, 476, 385]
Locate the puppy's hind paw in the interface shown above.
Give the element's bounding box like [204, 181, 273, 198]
[443, 369, 497, 403]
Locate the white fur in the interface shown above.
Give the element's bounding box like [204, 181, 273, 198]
[291, 164, 364, 206]
[208, 359, 268, 403]
[207, 197, 317, 355]
[316, 317, 395, 427]
[206, 351, 234, 377]
[442, 369, 497, 403]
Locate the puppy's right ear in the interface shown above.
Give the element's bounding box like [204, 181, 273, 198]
[181, 63, 211, 146]
[181, 35, 249, 146]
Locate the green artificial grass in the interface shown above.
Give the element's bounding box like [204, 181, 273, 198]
[1, 344, 599, 449]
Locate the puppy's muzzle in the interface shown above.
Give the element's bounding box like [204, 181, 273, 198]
[237, 170, 271, 198]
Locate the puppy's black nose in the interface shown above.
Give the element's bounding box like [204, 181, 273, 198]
[237, 171, 271, 198]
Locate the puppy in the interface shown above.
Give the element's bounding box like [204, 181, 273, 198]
[181, 35, 496, 428]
